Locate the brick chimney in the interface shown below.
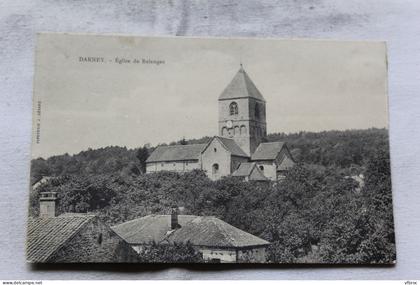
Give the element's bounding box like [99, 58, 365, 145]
[39, 192, 58, 218]
[171, 207, 179, 230]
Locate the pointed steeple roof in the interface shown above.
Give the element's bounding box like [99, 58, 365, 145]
[219, 65, 265, 102]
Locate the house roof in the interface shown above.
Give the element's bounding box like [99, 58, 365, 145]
[26, 213, 96, 262]
[167, 216, 270, 248]
[215, 136, 249, 157]
[111, 215, 197, 244]
[219, 66, 265, 102]
[146, 144, 207, 163]
[232, 162, 269, 181]
[251, 142, 285, 160]
[112, 214, 270, 248]
[232, 162, 257, 177]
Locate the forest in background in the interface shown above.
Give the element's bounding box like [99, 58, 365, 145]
[29, 128, 395, 263]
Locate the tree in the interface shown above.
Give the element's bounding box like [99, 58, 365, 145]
[136, 145, 150, 173]
[358, 146, 395, 263]
[138, 242, 204, 263]
[28, 129, 394, 264]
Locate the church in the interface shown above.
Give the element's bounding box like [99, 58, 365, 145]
[146, 65, 295, 181]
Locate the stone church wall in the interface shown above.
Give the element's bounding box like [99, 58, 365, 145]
[201, 139, 232, 180]
[218, 98, 250, 123]
[254, 161, 277, 181]
[146, 160, 200, 173]
[231, 156, 249, 173]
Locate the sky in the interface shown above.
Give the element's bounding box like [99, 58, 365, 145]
[32, 34, 388, 158]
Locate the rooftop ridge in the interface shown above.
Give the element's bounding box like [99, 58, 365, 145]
[146, 144, 206, 163]
[113, 214, 270, 248]
[155, 143, 207, 148]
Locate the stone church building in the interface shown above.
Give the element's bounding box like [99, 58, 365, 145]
[146, 65, 295, 181]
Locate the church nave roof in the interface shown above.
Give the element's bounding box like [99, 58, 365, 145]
[251, 141, 286, 160]
[146, 144, 207, 163]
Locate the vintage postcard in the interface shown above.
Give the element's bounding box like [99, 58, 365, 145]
[27, 33, 395, 264]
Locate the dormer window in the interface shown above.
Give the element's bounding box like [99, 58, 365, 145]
[229, 102, 238, 115]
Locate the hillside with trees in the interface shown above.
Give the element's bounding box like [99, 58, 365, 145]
[29, 128, 395, 263]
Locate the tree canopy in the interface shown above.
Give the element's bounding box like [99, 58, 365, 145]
[29, 128, 395, 263]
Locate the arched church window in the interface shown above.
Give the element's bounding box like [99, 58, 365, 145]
[229, 102, 238, 115]
[221, 127, 228, 136]
[240, 125, 247, 135]
[212, 163, 219, 175]
[234, 126, 240, 135]
[259, 165, 264, 171]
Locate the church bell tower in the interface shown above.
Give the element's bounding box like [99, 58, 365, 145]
[218, 65, 267, 156]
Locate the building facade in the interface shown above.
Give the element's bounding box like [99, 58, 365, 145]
[145, 65, 295, 181]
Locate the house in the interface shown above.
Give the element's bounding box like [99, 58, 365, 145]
[112, 210, 270, 263]
[145, 65, 295, 181]
[26, 192, 138, 263]
[232, 162, 268, 182]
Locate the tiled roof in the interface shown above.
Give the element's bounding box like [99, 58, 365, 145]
[26, 214, 96, 262]
[232, 162, 256, 177]
[146, 144, 206, 163]
[167, 216, 270, 248]
[232, 162, 268, 181]
[113, 215, 270, 248]
[216, 137, 249, 157]
[251, 142, 285, 160]
[219, 66, 265, 102]
[111, 215, 196, 244]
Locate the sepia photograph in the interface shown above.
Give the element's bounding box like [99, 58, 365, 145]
[27, 33, 395, 264]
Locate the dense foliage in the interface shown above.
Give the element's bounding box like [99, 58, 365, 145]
[138, 242, 204, 263]
[29, 128, 395, 263]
